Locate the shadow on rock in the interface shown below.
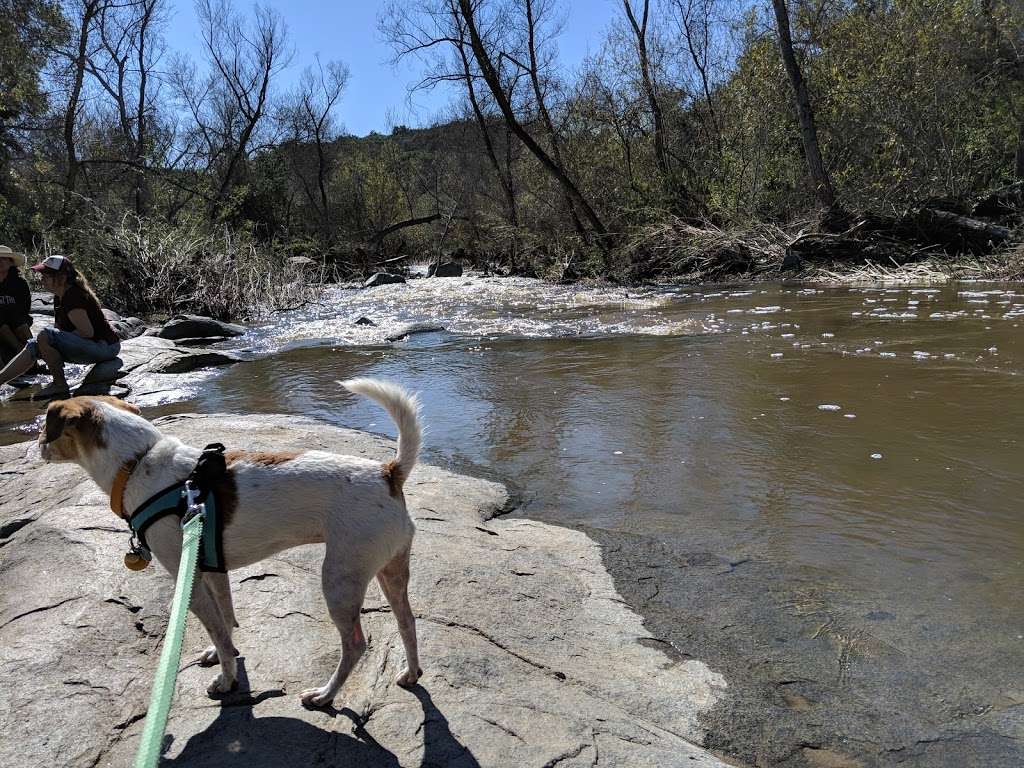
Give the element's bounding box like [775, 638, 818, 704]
[159, 659, 399, 767]
[411, 685, 481, 768]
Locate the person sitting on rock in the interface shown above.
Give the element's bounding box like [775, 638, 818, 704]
[0, 246, 33, 366]
[0, 255, 121, 399]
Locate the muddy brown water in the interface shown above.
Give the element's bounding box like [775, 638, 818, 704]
[2, 278, 1022, 764]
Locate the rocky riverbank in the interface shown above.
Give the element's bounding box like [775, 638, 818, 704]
[0, 414, 730, 768]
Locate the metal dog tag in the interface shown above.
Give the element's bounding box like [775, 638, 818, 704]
[124, 534, 152, 571]
[124, 551, 150, 571]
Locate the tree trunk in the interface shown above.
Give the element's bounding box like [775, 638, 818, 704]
[457, 0, 609, 244]
[524, 0, 589, 244]
[455, 33, 519, 251]
[1016, 117, 1024, 180]
[133, 0, 154, 215]
[63, 0, 100, 210]
[771, 0, 836, 210]
[622, 1, 669, 179]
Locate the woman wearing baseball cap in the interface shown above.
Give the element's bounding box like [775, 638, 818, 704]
[0, 254, 120, 399]
[0, 246, 33, 367]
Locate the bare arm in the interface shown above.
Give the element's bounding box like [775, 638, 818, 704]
[67, 308, 94, 339]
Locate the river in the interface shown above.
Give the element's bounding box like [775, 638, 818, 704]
[2, 277, 1022, 765]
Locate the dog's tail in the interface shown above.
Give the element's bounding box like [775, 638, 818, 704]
[341, 378, 422, 492]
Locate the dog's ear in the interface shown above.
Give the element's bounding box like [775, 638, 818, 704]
[43, 401, 70, 443]
[43, 399, 106, 451]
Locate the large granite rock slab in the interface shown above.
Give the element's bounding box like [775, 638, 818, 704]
[0, 415, 729, 768]
[10, 336, 242, 404]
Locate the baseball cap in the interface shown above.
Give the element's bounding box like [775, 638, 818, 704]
[0, 245, 26, 266]
[30, 254, 71, 273]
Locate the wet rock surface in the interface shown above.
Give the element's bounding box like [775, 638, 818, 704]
[0, 415, 729, 768]
[10, 335, 242, 403]
[588, 528, 1024, 768]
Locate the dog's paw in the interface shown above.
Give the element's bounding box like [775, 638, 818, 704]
[197, 644, 239, 666]
[299, 686, 335, 708]
[207, 673, 238, 697]
[394, 665, 422, 688]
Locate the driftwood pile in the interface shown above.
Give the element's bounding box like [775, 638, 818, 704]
[631, 182, 1022, 281]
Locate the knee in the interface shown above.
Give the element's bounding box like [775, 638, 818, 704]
[35, 329, 49, 347]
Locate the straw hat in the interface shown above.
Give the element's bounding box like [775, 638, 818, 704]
[0, 245, 26, 266]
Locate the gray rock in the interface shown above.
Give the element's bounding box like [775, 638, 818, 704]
[780, 251, 802, 271]
[427, 262, 463, 278]
[354, 316, 376, 326]
[86, 336, 241, 382]
[364, 272, 406, 288]
[30, 292, 54, 316]
[101, 308, 121, 322]
[0, 415, 729, 768]
[385, 322, 445, 342]
[158, 315, 245, 341]
[109, 320, 146, 341]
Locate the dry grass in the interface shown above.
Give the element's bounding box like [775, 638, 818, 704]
[41, 213, 326, 320]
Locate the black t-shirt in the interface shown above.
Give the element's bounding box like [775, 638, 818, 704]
[56, 284, 119, 344]
[0, 270, 32, 329]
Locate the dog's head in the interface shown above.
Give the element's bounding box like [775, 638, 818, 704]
[38, 396, 142, 463]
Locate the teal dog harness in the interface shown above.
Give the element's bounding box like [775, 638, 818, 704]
[128, 443, 229, 572]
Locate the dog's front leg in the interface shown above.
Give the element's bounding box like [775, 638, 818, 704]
[188, 583, 239, 696]
[196, 573, 239, 666]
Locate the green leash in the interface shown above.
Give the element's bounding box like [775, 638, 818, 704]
[134, 503, 204, 768]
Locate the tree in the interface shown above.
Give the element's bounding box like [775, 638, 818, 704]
[770, 0, 835, 210]
[278, 57, 349, 239]
[621, 0, 669, 180]
[59, 0, 102, 211]
[457, 0, 609, 243]
[84, 0, 163, 213]
[172, 0, 290, 216]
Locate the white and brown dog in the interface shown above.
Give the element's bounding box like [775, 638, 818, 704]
[37, 379, 422, 707]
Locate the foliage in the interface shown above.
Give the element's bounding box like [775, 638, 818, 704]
[0, 0, 1020, 314]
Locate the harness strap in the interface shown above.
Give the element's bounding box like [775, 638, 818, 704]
[127, 443, 230, 573]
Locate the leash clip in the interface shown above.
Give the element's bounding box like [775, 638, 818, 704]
[129, 531, 152, 561]
[181, 480, 206, 528]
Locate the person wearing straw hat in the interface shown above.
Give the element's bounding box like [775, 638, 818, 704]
[0, 254, 120, 399]
[0, 245, 33, 366]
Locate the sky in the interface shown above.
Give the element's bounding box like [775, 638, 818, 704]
[163, 0, 621, 137]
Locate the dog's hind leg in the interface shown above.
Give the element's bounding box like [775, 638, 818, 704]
[299, 562, 372, 708]
[376, 548, 422, 687]
[196, 572, 239, 666]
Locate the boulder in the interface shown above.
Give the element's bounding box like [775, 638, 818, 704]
[354, 316, 376, 326]
[101, 308, 121, 322]
[158, 315, 245, 341]
[427, 261, 463, 278]
[0, 415, 729, 768]
[363, 272, 406, 288]
[109, 320, 147, 341]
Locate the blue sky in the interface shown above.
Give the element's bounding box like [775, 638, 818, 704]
[163, 0, 621, 137]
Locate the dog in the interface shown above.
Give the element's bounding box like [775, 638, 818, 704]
[37, 378, 423, 707]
